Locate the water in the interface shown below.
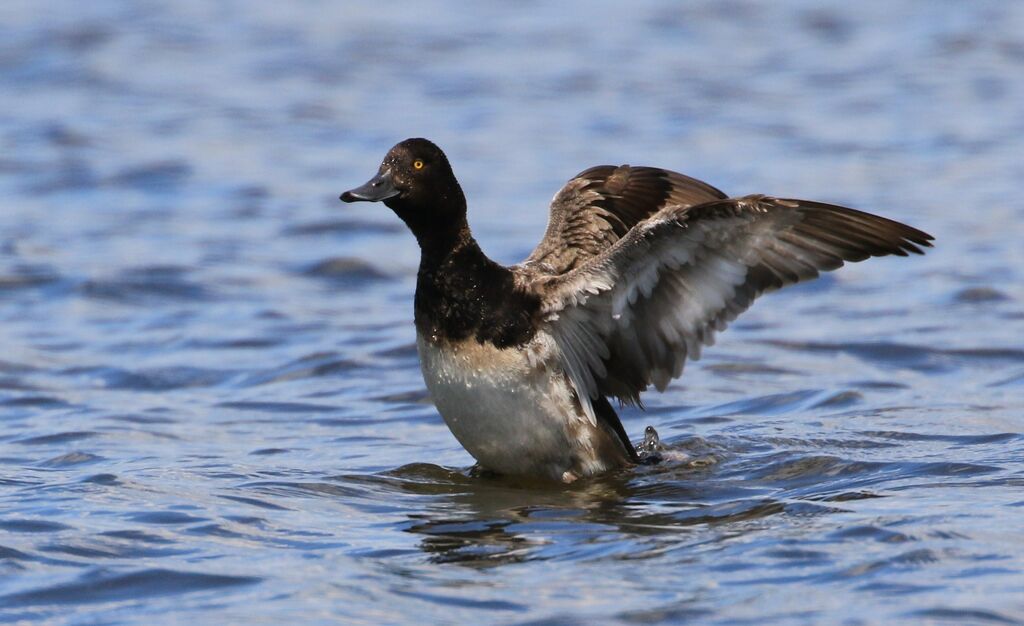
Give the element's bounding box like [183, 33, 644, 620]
[2, 1, 1023, 623]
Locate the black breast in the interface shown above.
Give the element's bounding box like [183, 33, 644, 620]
[414, 244, 540, 349]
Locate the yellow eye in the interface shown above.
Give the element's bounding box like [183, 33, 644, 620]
[413, 159, 424, 170]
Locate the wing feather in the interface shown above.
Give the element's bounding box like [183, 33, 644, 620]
[530, 195, 933, 409]
[523, 165, 727, 275]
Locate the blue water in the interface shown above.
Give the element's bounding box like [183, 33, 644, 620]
[2, 1, 1023, 624]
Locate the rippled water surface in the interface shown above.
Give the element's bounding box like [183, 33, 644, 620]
[2, 1, 1024, 624]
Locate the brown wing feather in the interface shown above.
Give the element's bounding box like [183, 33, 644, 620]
[531, 195, 933, 418]
[522, 166, 727, 275]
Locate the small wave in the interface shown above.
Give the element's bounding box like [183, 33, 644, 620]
[0, 265, 61, 291]
[15, 431, 97, 445]
[126, 511, 208, 525]
[300, 256, 391, 285]
[990, 370, 1024, 387]
[953, 286, 1010, 303]
[391, 588, 527, 613]
[99, 530, 174, 544]
[218, 494, 291, 511]
[282, 218, 403, 237]
[64, 365, 235, 391]
[0, 545, 34, 561]
[742, 451, 1004, 498]
[39, 452, 104, 467]
[762, 340, 1024, 373]
[78, 266, 211, 304]
[859, 430, 1023, 447]
[0, 519, 72, 533]
[249, 447, 290, 456]
[371, 389, 433, 404]
[850, 379, 909, 390]
[217, 400, 339, 413]
[757, 435, 898, 451]
[0, 568, 259, 608]
[703, 361, 801, 377]
[237, 351, 357, 386]
[666, 498, 840, 527]
[382, 463, 475, 484]
[0, 377, 39, 391]
[2, 396, 72, 408]
[80, 474, 120, 485]
[22, 158, 99, 194]
[105, 161, 191, 192]
[695, 389, 832, 417]
[907, 607, 1021, 625]
[39, 539, 187, 560]
[748, 455, 889, 485]
[830, 524, 915, 543]
[239, 479, 371, 500]
[184, 336, 284, 350]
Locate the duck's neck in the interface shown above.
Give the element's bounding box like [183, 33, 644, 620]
[410, 217, 539, 348]
[414, 217, 496, 298]
[386, 182, 475, 267]
[413, 216, 477, 272]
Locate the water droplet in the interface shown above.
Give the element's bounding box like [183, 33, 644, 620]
[636, 425, 663, 464]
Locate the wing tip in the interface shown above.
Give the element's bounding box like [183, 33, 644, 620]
[791, 198, 935, 259]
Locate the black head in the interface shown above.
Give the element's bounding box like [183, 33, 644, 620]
[340, 138, 466, 234]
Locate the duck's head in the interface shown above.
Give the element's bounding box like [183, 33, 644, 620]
[340, 138, 466, 233]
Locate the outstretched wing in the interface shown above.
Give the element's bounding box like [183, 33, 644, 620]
[522, 165, 727, 275]
[532, 195, 933, 423]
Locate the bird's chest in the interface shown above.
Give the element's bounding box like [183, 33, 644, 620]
[415, 333, 579, 477]
[414, 276, 486, 344]
[413, 258, 540, 349]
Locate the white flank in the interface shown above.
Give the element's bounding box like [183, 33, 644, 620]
[416, 332, 610, 480]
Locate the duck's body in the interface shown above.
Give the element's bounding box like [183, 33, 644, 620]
[417, 333, 629, 481]
[412, 237, 633, 481]
[341, 138, 933, 482]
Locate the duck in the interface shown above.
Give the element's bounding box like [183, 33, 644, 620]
[340, 138, 933, 483]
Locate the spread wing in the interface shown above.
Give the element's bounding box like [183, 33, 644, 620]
[522, 165, 727, 275]
[531, 195, 933, 424]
